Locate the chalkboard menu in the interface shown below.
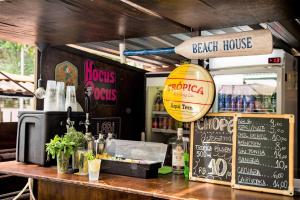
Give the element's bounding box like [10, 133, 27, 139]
[233, 114, 294, 196]
[190, 113, 235, 185]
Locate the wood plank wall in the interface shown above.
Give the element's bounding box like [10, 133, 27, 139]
[36, 46, 146, 141]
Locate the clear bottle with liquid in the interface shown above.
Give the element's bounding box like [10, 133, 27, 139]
[95, 133, 106, 155]
[172, 128, 184, 174]
[153, 89, 162, 111]
[105, 133, 115, 156]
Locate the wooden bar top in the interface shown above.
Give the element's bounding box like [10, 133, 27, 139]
[0, 161, 299, 200]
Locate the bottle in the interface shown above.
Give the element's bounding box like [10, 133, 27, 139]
[85, 132, 94, 153]
[167, 117, 173, 130]
[95, 133, 106, 155]
[105, 133, 115, 156]
[159, 90, 165, 111]
[152, 117, 158, 128]
[163, 117, 168, 129]
[183, 137, 190, 179]
[153, 89, 162, 111]
[159, 117, 164, 129]
[172, 128, 184, 174]
[271, 92, 277, 113]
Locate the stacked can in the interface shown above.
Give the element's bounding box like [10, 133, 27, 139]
[225, 94, 232, 111]
[218, 93, 225, 112]
[237, 95, 243, 112]
[249, 95, 255, 112]
[231, 95, 237, 112]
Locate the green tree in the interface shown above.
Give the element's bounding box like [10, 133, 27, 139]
[0, 40, 36, 75]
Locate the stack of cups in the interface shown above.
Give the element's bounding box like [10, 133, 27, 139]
[44, 80, 57, 111]
[65, 86, 78, 111]
[43, 80, 77, 112]
[56, 82, 66, 111]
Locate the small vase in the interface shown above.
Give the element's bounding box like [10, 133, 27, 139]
[57, 152, 70, 174]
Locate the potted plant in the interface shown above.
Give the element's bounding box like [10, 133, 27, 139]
[46, 135, 76, 174]
[64, 127, 87, 170]
[86, 152, 101, 181]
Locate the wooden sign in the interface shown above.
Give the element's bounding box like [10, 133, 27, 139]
[91, 117, 121, 139]
[175, 30, 273, 59]
[232, 114, 294, 196]
[163, 64, 215, 122]
[55, 61, 78, 87]
[190, 113, 235, 185]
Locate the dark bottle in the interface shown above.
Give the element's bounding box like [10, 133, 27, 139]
[152, 117, 158, 128]
[153, 90, 162, 111]
[271, 92, 277, 113]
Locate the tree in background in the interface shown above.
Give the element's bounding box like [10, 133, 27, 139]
[0, 40, 36, 75]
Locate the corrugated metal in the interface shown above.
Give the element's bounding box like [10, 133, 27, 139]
[0, 74, 34, 96]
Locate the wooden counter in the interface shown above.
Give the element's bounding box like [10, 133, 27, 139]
[0, 161, 299, 200]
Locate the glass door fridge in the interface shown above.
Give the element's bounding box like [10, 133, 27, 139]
[209, 49, 297, 116]
[145, 72, 190, 143]
[209, 49, 298, 177]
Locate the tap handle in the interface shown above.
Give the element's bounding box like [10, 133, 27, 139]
[85, 91, 90, 114]
[67, 106, 72, 119]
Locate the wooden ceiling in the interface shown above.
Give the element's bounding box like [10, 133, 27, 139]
[131, 0, 300, 29]
[0, 0, 299, 46]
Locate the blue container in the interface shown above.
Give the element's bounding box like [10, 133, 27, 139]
[225, 94, 232, 111]
[218, 93, 225, 111]
[237, 95, 243, 112]
[231, 95, 237, 112]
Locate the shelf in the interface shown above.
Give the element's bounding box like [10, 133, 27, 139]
[218, 111, 276, 114]
[152, 111, 169, 115]
[152, 128, 190, 134]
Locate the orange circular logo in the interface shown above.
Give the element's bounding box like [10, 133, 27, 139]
[163, 64, 215, 122]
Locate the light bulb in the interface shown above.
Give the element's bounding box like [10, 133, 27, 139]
[35, 87, 46, 99]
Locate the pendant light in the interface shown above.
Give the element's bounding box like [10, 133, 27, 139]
[34, 43, 48, 99]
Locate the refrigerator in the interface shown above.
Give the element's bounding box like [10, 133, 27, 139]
[145, 72, 191, 144]
[145, 49, 298, 175]
[209, 49, 297, 116]
[209, 49, 298, 177]
[145, 49, 297, 141]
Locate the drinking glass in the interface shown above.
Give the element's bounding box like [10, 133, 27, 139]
[77, 149, 88, 175]
[44, 80, 57, 111]
[88, 159, 101, 181]
[65, 86, 77, 111]
[56, 82, 65, 111]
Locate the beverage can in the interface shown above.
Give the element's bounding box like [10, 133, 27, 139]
[249, 95, 255, 112]
[271, 93, 277, 113]
[218, 93, 225, 112]
[159, 117, 164, 129]
[225, 94, 232, 111]
[168, 117, 173, 130]
[237, 95, 243, 112]
[231, 95, 237, 112]
[163, 117, 168, 129]
[254, 95, 262, 112]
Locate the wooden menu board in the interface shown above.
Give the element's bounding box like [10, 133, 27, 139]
[232, 114, 294, 196]
[190, 113, 235, 185]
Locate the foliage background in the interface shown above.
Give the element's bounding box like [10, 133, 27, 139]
[0, 40, 36, 75]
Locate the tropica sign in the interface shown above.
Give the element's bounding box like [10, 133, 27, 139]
[84, 59, 117, 104]
[174, 29, 273, 59]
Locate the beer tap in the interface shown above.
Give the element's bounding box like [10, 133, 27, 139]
[81, 87, 94, 152]
[80, 87, 92, 133]
[66, 106, 74, 131]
